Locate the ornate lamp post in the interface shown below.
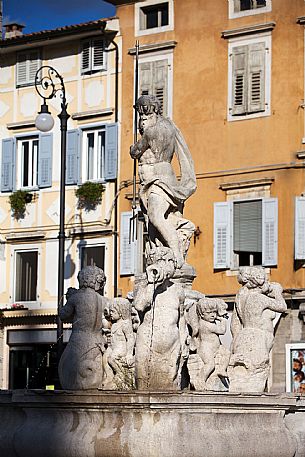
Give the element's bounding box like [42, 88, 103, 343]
[35, 66, 70, 365]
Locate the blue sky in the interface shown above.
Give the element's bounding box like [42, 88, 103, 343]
[3, 0, 116, 34]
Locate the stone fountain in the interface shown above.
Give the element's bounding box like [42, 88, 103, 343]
[0, 95, 304, 457]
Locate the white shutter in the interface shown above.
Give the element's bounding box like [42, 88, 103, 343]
[231, 45, 248, 115]
[28, 50, 40, 84]
[120, 211, 136, 276]
[262, 198, 278, 266]
[16, 52, 28, 86]
[139, 61, 153, 96]
[153, 59, 168, 116]
[248, 42, 265, 113]
[92, 38, 106, 71]
[295, 197, 305, 260]
[81, 40, 91, 73]
[214, 202, 231, 269]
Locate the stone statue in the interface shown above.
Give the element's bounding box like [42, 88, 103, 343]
[130, 95, 196, 269]
[229, 266, 287, 392]
[187, 297, 230, 391]
[103, 298, 135, 390]
[58, 266, 109, 390]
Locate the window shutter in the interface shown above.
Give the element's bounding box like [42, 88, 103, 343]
[1, 138, 16, 192]
[214, 202, 231, 269]
[295, 197, 305, 260]
[153, 59, 168, 116]
[248, 42, 265, 113]
[139, 61, 154, 96]
[262, 198, 278, 266]
[105, 123, 118, 181]
[92, 38, 106, 71]
[81, 40, 91, 73]
[28, 50, 40, 84]
[120, 211, 135, 276]
[233, 200, 262, 252]
[66, 129, 80, 185]
[231, 45, 247, 116]
[16, 52, 28, 86]
[38, 133, 53, 188]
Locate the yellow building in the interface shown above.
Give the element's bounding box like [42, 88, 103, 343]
[0, 18, 121, 388]
[109, 0, 305, 392]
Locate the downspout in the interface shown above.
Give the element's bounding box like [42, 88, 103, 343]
[103, 32, 119, 297]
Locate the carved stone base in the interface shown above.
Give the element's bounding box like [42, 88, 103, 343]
[0, 390, 301, 457]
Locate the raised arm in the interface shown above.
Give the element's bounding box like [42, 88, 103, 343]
[59, 297, 75, 322]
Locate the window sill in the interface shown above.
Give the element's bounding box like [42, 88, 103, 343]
[16, 82, 36, 89]
[228, 109, 271, 122]
[229, 7, 272, 20]
[136, 24, 173, 37]
[81, 69, 107, 77]
[226, 267, 271, 277]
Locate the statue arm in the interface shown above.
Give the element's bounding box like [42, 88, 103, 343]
[123, 322, 135, 366]
[231, 305, 242, 339]
[130, 133, 149, 159]
[265, 283, 287, 313]
[59, 298, 75, 322]
[214, 318, 227, 335]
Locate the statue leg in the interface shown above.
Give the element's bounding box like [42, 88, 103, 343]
[148, 192, 184, 268]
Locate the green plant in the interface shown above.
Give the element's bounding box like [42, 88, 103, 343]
[9, 190, 33, 219]
[75, 181, 105, 210]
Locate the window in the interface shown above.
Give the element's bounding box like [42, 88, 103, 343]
[140, 2, 169, 30]
[16, 49, 40, 87]
[139, 59, 169, 116]
[17, 137, 39, 188]
[229, 0, 271, 18]
[83, 128, 106, 182]
[295, 196, 305, 261]
[228, 35, 271, 120]
[80, 245, 105, 270]
[214, 198, 278, 269]
[1, 133, 53, 192]
[120, 210, 147, 276]
[15, 250, 38, 302]
[81, 38, 107, 74]
[65, 123, 118, 185]
[135, 0, 174, 36]
[285, 344, 305, 393]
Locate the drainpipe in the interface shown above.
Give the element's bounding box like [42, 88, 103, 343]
[104, 32, 119, 297]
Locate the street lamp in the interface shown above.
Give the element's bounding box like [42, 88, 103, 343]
[35, 66, 70, 371]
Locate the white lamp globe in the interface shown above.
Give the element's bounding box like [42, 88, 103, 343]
[35, 102, 54, 132]
[35, 112, 54, 132]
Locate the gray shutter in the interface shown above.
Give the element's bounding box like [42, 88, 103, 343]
[28, 50, 40, 84]
[92, 38, 106, 71]
[231, 45, 247, 115]
[81, 40, 91, 73]
[105, 123, 118, 181]
[38, 133, 53, 188]
[66, 129, 80, 185]
[248, 42, 265, 113]
[214, 202, 231, 269]
[153, 60, 168, 116]
[139, 61, 154, 96]
[262, 198, 278, 266]
[16, 52, 28, 86]
[295, 197, 305, 260]
[1, 138, 16, 192]
[233, 200, 262, 252]
[120, 211, 135, 276]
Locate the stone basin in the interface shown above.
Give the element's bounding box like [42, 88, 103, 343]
[0, 390, 304, 457]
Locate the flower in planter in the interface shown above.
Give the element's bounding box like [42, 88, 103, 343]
[9, 190, 33, 219]
[75, 182, 105, 211]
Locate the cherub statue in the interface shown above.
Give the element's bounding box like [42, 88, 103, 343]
[187, 297, 230, 391]
[58, 266, 109, 390]
[130, 95, 196, 269]
[105, 298, 135, 390]
[229, 266, 287, 392]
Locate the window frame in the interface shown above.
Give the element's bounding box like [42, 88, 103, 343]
[135, 0, 174, 37]
[285, 343, 305, 393]
[16, 135, 39, 190]
[228, 0, 272, 19]
[12, 246, 40, 306]
[16, 49, 41, 88]
[77, 239, 110, 297]
[227, 33, 271, 121]
[81, 126, 106, 183]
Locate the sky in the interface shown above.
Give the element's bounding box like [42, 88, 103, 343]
[3, 0, 116, 34]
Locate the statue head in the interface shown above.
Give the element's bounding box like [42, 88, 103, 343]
[134, 95, 162, 115]
[247, 266, 267, 289]
[110, 298, 131, 322]
[78, 265, 106, 292]
[197, 297, 228, 322]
